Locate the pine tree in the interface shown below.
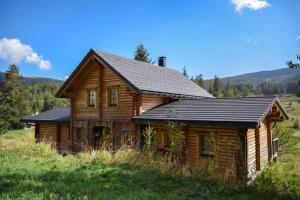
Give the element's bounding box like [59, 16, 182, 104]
[182, 66, 189, 78]
[134, 43, 152, 63]
[0, 64, 29, 131]
[193, 74, 204, 88]
[212, 75, 222, 97]
[208, 81, 213, 94]
[0, 90, 9, 134]
[224, 80, 234, 97]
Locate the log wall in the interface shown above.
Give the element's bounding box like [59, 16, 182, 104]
[39, 122, 57, 144]
[38, 122, 70, 152]
[259, 121, 269, 168]
[71, 63, 99, 120]
[151, 124, 241, 175]
[247, 128, 256, 177]
[140, 95, 167, 113]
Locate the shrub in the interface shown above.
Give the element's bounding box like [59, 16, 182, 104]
[273, 123, 300, 156]
[293, 118, 300, 129]
[252, 163, 300, 199]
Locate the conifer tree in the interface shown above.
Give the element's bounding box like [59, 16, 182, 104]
[212, 75, 222, 97]
[193, 74, 204, 88]
[182, 66, 189, 78]
[224, 80, 234, 97]
[0, 64, 29, 131]
[134, 43, 152, 63]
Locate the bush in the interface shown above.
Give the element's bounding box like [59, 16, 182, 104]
[252, 163, 300, 199]
[293, 118, 300, 129]
[273, 124, 300, 156]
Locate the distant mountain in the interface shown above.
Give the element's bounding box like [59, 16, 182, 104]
[209, 68, 300, 86]
[0, 71, 63, 85]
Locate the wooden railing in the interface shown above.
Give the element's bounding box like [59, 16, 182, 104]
[272, 138, 279, 158]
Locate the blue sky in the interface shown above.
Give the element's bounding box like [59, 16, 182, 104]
[0, 0, 299, 80]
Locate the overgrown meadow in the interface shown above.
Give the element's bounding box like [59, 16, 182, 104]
[0, 129, 299, 200]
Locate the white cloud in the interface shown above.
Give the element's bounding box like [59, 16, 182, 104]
[297, 35, 300, 41]
[0, 38, 51, 70]
[64, 76, 69, 80]
[231, 0, 270, 12]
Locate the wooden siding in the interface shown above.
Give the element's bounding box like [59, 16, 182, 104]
[101, 65, 135, 120]
[259, 121, 269, 168]
[39, 123, 57, 144]
[38, 122, 70, 152]
[247, 128, 256, 177]
[59, 124, 70, 152]
[71, 63, 99, 120]
[151, 124, 240, 176]
[140, 95, 167, 114]
[213, 128, 239, 175]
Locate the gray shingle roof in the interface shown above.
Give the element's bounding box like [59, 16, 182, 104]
[22, 108, 70, 123]
[133, 96, 288, 128]
[94, 50, 213, 98]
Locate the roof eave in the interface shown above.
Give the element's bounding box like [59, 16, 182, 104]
[132, 118, 259, 128]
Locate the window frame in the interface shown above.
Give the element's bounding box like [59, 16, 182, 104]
[87, 89, 97, 108]
[199, 134, 214, 157]
[108, 87, 119, 107]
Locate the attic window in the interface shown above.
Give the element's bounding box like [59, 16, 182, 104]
[88, 89, 96, 107]
[109, 87, 118, 107]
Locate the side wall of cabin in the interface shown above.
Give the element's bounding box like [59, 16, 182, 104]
[151, 121, 274, 179]
[151, 124, 242, 177]
[36, 122, 70, 153]
[247, 120, 272, 178]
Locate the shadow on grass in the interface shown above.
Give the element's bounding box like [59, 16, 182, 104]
[0, 162, 236, 199]
[1, 162, 297, 200]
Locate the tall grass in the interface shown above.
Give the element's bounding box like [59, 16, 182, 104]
[1, 129, 300, 199]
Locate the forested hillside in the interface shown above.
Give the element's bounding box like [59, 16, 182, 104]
[221, 68, 300, 86]
[0, 71, 63, 85]
[201, 68, 300, 97]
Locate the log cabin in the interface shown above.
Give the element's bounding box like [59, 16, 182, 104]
[22, 49, 288, 179]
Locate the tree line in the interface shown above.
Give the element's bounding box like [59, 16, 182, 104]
[0, 64, 69, 133]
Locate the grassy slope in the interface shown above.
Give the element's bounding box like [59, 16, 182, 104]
[0, 130, 244, 200]
[1, 129, 294, 200]
[279, 96, 300, 176]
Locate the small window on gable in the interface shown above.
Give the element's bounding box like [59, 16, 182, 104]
[109, 87, 118, 107]
[88, 89, 96, 107]
[200, 134, 214, 157]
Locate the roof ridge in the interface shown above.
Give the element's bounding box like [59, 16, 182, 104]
[92, 48, 180, 73]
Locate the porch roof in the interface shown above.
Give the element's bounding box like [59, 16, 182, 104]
[22, 108, 70, 123]
[133, 96, 288, 128]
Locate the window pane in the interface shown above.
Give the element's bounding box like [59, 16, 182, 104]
[200, 135, 214, 156]
[110, 88, 118, 106]
[88, 90, 96, 106]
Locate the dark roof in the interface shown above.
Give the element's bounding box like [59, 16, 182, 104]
[133, 96, 288, 128]
[22, 108, 70, 123]
[56, 49, 213, 98]
[94, 50, 213, 98]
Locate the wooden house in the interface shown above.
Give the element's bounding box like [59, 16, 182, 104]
[23, 49, 288, 179]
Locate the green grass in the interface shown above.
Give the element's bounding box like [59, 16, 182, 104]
[279, 96, 300, 175]
[1, 129, 299, 199]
